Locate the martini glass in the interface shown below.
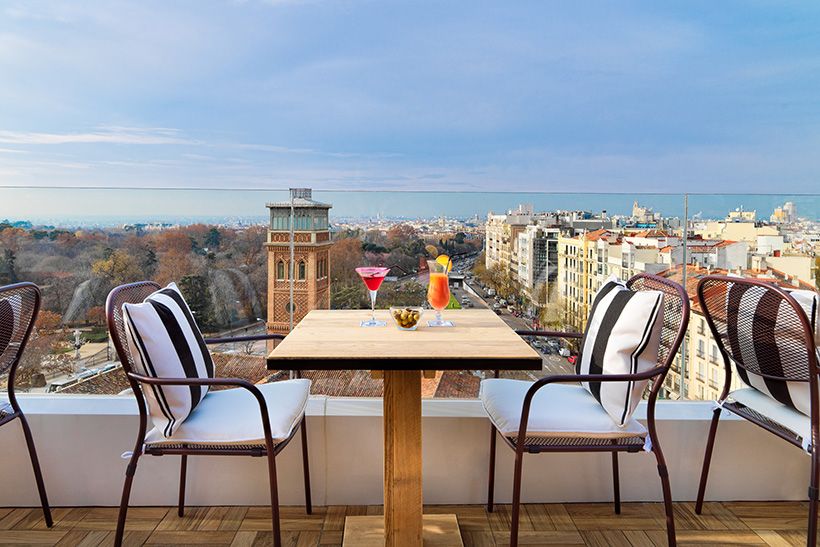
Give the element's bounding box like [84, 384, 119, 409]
[426, 259, 454, 327]
[355, 266, 391, 327]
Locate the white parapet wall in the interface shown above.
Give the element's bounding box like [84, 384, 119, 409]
[0, 396, 811, 507]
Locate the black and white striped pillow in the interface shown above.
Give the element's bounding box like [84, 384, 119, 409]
[122, 283, 214, 438]
[726, 283, 818, 417]
[577, 277, 665, 426]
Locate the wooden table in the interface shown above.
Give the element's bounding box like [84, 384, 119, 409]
[267, 309, 541, 546]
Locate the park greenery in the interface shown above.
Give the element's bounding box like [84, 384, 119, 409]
[0, 219, 480, 387]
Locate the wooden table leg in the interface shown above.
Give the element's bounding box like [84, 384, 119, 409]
[383, 370, 423, 547]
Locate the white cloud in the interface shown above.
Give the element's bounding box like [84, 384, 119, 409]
[0, 127, 194, 145]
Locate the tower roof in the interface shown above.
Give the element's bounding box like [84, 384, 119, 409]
[266, 197, 331, 209]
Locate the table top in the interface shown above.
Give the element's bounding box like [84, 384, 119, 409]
[266, 308, 542, 371]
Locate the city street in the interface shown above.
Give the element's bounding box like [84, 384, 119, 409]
[458, 278, 574, 379]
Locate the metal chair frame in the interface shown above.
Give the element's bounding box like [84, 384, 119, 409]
[488, 273, 690, 547]
[106, 281, 311, 547]
[0, 282, 52, 527]
[694, 275, 820, 546]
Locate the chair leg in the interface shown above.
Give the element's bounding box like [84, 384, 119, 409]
[509, 447, 524, 547]
[114, 451, 141, 547]
[266, 450, 282, 547]
[695, 407, 722, 514]
[178, 455, 187, 518]
[611, 448, 621, 515]
[808, 450, 820, 547]
[300, 416, 312, 515]
[17, 414, 52, 528]
[652, 439, 677, 546]
[487, 424, 497, 513]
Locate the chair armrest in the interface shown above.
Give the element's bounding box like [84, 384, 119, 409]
[514, 330, 583, 339]
[126, 372, 276, 447]
[513, 367, 666, 447]
[203, 333, 285, 344]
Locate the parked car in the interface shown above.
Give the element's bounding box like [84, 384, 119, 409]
[559, 348, 571, 357]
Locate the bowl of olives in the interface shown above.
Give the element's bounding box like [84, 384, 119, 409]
[390, 306, 423, 331]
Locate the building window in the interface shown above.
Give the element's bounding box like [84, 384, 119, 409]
[276, 260, 286, 280]
[298, 260, 306, 280]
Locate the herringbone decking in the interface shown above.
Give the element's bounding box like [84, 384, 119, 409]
[0, 502, 812, 546]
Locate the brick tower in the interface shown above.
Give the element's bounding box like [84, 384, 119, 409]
[266, 188, 332, 335]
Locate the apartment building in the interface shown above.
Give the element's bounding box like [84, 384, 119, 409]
[557, 228, 620, 331]
[484, 204, 533, 272]
[516, 224, 560, 306]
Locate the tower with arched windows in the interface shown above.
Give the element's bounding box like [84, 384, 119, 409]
[265, 189, 332, 335]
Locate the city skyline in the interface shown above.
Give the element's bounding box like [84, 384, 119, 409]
[1, 187, 818, 228]
[2, 1, 820, 194]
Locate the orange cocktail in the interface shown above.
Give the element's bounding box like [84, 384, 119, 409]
[427, 272, 450, 310]
[426, 258, 454, 327]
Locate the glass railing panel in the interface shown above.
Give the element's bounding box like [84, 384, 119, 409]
[1, 188, 817, 401]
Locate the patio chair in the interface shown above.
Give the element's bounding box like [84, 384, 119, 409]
[694, 275, 820, 546]
[0, 282, 52, 527]
[106, 281, 311, 547]
[482, 273, 689, 547]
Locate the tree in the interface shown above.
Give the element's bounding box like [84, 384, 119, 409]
[86, 306, 106, 326]
[233, 226, 266, 268]
[330, 237, 365, 284]
[386, 224, 416, 248]
[91, 250, 142, 285]
[155, 251, 194, 286]
[0, 249, 17, 284]
[36, 310, 63, 330]
[205, 228, 222, 250]
[178, 275, 215, 330]
[154, 230, 195, 254]
[331, 283, 367, 309]
[15, 311, 70, 391]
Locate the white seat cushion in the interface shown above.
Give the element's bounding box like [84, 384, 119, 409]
[729, 387, 811, 446]
[145, 379, 310, 446]
[480, 378, 647, 439]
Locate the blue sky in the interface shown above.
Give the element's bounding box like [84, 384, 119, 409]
[1, 0, 819, 194]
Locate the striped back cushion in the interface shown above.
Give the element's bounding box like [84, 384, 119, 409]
[726, 283, 818, 417]
[122, 283, 214, 438]
[577, 277, 665, 426]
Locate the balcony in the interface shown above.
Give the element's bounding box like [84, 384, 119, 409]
[1, 187, 818, 546]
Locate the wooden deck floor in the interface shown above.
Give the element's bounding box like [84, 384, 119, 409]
[0, 502, 813, 546]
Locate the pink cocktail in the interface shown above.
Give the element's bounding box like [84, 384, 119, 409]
[355, 267, 391, 327]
